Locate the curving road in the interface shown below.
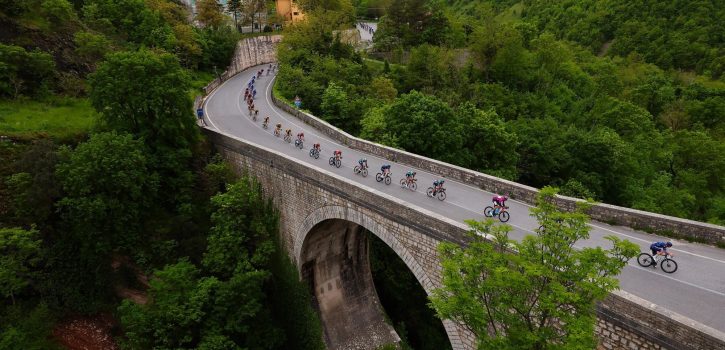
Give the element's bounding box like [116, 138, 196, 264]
[204, 64, 725, 334]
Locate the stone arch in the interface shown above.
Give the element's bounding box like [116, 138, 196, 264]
[295, 205, 434, 293]
[295, 205, 464, 349]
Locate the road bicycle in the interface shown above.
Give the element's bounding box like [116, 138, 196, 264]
[274, 128, 281, 137]
[262, 121, 269, 129]
[354, 165, 368, 177]
[427, 186, 446, 201]
[294, 139, 304, 149]
[283, 134, 292, 143]
[309, 148, 320, 159]
[484, 205, 510, 223]
[376, 172, 392, 185]
[328, 156, 341, 168]
[252, 110, 258, 121]
[637, 252, 677, 273]
[399, 178, 417, 191]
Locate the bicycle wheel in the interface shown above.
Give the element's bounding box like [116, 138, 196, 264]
[310, 149, 315, 157]
[376, 173, 383, 182]
[427, 188, 434, 197]
[314, 151, 319, 159]
[329, 157, 334, 166]
[298, 141, 303, 149]
[362, 168, 368, 177]
[437, 190, 446, 201]
[400, 179, 407, 188]
[637, 253, 654, 267]
[354, 166, 360, 174]
[335, 159, 341, 168]
[409, 182, 417, 191]
[660, 258, 678, 273]
[484, 206, 494, 217]
[384, 176, 391, 185]
[499, 211, 510, 223]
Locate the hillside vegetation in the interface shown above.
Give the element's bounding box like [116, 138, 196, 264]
[440, 0, 725, 78]
[1, 1, 325, 349]
[284, 0, 725, 225]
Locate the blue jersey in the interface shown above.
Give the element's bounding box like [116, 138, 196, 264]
[650, 242, 669, 252]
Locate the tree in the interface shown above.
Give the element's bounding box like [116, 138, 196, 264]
[50, 132, 158, 312]
[202, 179, 277, 279]
[227, 0, 242, 30]
[89, 49, 196, 149]
[196, 0, 225, 28]
[430, 187, 638, 350]
[89, 49, 197, 205]
[0, 228, 42, 305]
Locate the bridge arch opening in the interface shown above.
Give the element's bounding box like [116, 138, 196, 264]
[295, 206, 455, 350]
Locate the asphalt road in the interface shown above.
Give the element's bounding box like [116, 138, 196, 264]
[204, 65, 725, 334]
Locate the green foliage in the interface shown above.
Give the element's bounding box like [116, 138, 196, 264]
[82, 0, 175, 48]
[50, 132, 157, 312]
[202, 180, 277, 278]
[119, 176, 325, 349]
[89, 49, 197, 206]
[4, 140, 61, 227]
[374, 0, 451, 49]
[89, 49, 196, 149]
[195, 0, 226, 29]
[0, 228, 42, 304]
[521, 0, 725, 78]
[430, 187, 639, 349]
[74, 31, 111, 60]
[195, 27, 240, 71]
[0, 303, 60, 350]
[41, 0, 75, 24]
[0, 44, 56, 98]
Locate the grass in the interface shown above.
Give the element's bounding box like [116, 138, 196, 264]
[188, 70, 215, 100]
[0, 97, 96, 141]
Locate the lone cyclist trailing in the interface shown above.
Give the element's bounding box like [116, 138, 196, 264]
[650, 241, 673, 266]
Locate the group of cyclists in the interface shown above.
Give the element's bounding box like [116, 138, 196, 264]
[245, 64, 674, 268]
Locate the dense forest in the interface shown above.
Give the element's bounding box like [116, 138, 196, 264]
[0, 0, 325, 348]
[280, 0, 725, 225]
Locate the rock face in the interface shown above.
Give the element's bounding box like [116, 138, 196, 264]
[301, 219, 399, 349]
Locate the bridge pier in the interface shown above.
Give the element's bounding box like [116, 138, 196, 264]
[301, 219, 400, 349]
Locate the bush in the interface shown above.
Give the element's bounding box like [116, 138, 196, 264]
[0, 44, 56, 98]
[41, 0, 75, 24]
[74, 31, 111, 61]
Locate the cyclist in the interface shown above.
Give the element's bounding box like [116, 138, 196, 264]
[313, 143, 321, 152]
[358, 158, 368, 170]
[263, 116, 270, 128]
[254, 109, 259, 118]
[285, 129, 292, 139]
[297, 132, 305, 143]
[650, 241, 673, 266]
[274, 123, 282, 136]
[433, 179, 445, 193]
[380, 164, 391, 177]
[334, 149, 342, 161]
[405, 170, 417, 186]
[252, 89, 257, 98]
[493, 194, 508, 209]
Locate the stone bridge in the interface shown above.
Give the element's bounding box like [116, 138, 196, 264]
[198, 36, 725, 350]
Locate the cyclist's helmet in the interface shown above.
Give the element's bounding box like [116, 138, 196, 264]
[666, 242, 673, 247]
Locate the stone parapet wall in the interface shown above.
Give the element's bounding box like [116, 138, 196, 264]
[269, 91, 725, 246]
[200, 35, 281, 98]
